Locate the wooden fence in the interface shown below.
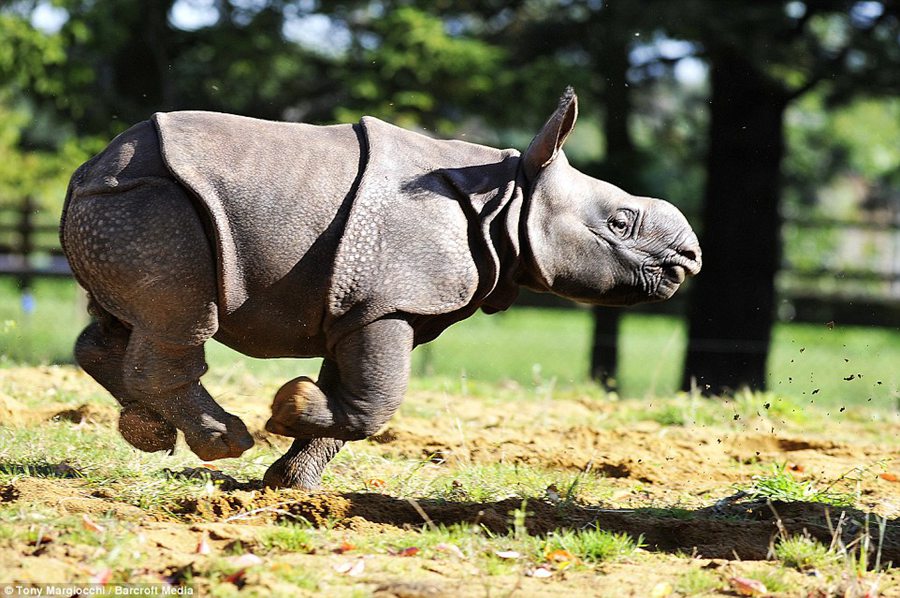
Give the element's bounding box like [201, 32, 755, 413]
[0, 197, 71, 289]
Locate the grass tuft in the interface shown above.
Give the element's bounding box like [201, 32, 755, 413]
[676, 568, 721, 595]
[774, 535, 834, 570]
[260, 523, 316, 554]
[541, 526, 643, 564]
[744, 463, 856, 506]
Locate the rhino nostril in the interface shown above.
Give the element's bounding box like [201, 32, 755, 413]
[678, 247, 699, 263]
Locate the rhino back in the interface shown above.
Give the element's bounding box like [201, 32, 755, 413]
[153, 112, 363, 356]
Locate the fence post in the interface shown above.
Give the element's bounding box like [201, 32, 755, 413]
[17, 196, 35, 292]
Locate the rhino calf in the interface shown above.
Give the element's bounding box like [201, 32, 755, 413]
[61, 89, 700, 489]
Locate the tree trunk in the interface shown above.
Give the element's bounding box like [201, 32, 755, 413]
[589, 16, 637, 390]
[682, 52, 787, 395]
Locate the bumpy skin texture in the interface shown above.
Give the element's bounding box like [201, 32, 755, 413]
[60, 89, 701, 489]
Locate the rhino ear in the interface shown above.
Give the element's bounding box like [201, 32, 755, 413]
[522, 87, 578, 183]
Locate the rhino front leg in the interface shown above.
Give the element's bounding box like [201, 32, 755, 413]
[263, 437, 346, 489]
[263, 318, 412, 488]
[266, 317, 413, 442]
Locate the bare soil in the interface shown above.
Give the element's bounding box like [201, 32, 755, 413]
[0, 366, 898, 596]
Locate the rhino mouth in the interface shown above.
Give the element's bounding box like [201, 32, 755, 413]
[656, 245, 701, 291]
[643, 261, 690, 300]
[663, 264, 687, 285]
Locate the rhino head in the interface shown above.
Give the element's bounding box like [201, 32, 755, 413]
[520, 88, 701, 306]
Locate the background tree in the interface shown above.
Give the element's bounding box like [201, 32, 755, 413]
[3, 0, 899, 394]
[667, 1, 900, 394]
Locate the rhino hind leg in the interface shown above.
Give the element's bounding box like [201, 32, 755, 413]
[74, 301, 176, 453]
[122, 332, 253, 460]
[65, 184, 253, 461]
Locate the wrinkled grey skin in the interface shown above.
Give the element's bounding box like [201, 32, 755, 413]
[60, 89, 700, 489]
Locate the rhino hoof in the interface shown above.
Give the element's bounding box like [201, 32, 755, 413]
[118, 405, 177, 453]
[183, 414, 254, 461]
[262, 460, 319, 490]
[265, 376, 320, 437]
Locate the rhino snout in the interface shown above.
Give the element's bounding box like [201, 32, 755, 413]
[664, 240, 702, 281]
[645, 227, 702, 301]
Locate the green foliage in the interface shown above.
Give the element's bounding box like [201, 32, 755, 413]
[0, 101, 99, 211]
[0, 11, 66, 98]
[334, 6, 505, 134]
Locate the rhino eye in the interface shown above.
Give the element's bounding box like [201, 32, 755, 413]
[608, 210, 634, 238]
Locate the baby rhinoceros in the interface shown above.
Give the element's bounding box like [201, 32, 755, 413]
[61, 88, 700, 489]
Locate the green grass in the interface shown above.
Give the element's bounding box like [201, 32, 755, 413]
[0, 361, 896, 595]
[742, 463, 856, 506]
[676, 568, 721, 595]
[774, 535, 834, 571]
[539, 527, 642, 563]
[260, 523, 316, 553]
[1, 279, 899, 408]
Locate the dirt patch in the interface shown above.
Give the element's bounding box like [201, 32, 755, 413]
[1, 477, 146, 520]
[2, 366, 898, 593]
[367, 422, 900, 509]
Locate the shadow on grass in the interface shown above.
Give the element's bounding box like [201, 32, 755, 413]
[166, 472, 900, 564]
[0, 461, 84, 479]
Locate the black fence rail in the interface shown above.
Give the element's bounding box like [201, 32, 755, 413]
[0, 197, 71, 289]
[779, 212, 900, 326]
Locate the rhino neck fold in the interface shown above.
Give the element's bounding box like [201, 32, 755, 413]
[481, 185, 527, 313]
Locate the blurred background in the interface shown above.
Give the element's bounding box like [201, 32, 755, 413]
[0, 0, 898, 408]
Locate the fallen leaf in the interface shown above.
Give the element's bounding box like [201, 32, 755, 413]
[879, 472, 899, 483]
[435, 543, 465, 559]
[546, 549, 577, 563]
[89, 568, 113, 585]
[651, 581, 673, 597]
[223, 569, 246, 586]
[333, 559, 366, 576]
[196, 531, 211, 555]
[545, 484, 561, 504]
[334, 541, 355, 554]
[226, 553, 263, 568]
[730, 576, 767, 596]
[51, 462, 83, 477]
[494, 550, 522, 559]
[367, 478, 386, 490]
[527, 566, 553, 578]
[28, 532, 55, 546]
[201, 463, 219, 471]
[81, 514, 105, 534]
[396, 546, 419, 557]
